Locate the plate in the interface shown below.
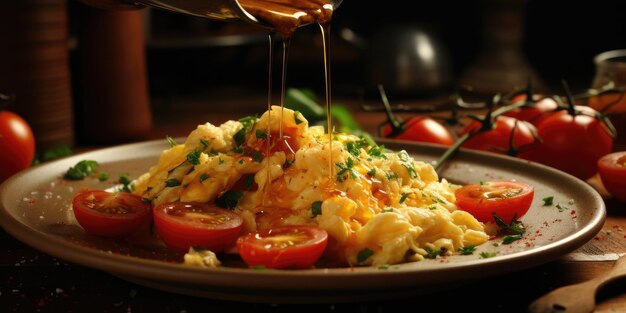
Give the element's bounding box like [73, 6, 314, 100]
[0, 138, 605, 303]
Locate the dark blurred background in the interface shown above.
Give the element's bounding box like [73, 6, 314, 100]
[2, 0, 626, 149]
[66, 0, 626, 99]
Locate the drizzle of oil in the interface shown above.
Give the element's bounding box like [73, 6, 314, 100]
[242, 0, 337, 205]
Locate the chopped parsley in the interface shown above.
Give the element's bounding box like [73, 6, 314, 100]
[458, 246, 476, 255]
[367, 167, 376, 177]
[165, 178, 181, 188]
[119, 173, 133, 192]
[542, 196, 554, 206]
[97, 172, 109, 182]
[424, 247, 446, 259]
[243, 175, 254, 190]
[283, 159, 293, 169]
[493, 213, 526, 235]
[336, 157, 358, 182]
[479, 252, 497, 259]
[400, 193, 410, 204]
[367, 145, 387, 159]
[345, 141, 361, 157]
[233, 128, 247, 147]
[556, 203, 567, 212]
[357, 248, 374, 264]
[255, 129, 267, 140]
[385, 172, 399, 180]
[199, 173, 210, 183]
[215, 190, 243, 210]
[166, 135, 178, 147]
[382, 208, 393, 213]
[186, 149, 202, 165]
[311, 201, 323, 217]
[64, 160, 99, 180]
[294, 111, 303, 125]
[398, 151, 417, 179]
[502, 234, 523, 244]
[250, 150, 263, 163]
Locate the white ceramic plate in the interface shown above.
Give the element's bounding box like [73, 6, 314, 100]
[0, 138, 605, 303]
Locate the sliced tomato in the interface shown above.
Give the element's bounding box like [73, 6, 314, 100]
[454, 180, 534, 224]
[153, 202, 243, 253]
[237, 225, 328, 269]
[72, 190, 151, 238]
[598, 151, 626, 203]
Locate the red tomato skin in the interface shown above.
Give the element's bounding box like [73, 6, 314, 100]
[0, 111, 35, 182]
[382, 116, 454, 146]
[454, 180, 534, 224]
[153, 202, 243, 254]
[72, 190, 152, 238]
[518, 106, 613, 180]
[504, 95, 558, 126]
[237, 225, 328, 269]
[459, 116, 535, 155]
[598, 152, 626, 203]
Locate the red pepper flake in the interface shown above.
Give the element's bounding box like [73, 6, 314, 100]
[570, 210, 576, 215]
[595, 236, 601, 240]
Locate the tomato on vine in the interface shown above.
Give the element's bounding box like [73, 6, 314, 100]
[377, 85, 454, 146]
[0, 94, 35, 183]
[518, 81, 615, 180]
[501, 81, 559, 126]
[597, 151, 626, 203]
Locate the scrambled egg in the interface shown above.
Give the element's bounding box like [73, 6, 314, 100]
[133, 106, 489, 267]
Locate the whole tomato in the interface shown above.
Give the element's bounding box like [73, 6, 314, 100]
[597, 151, 626, 203]
[518, 105, 613, 180]
[380, 115, 454, 146]
[459, 115, 536, 156]
[502, 94, 559, 126]
[377, 85, 454, 146]
[0, 110, 35, 182]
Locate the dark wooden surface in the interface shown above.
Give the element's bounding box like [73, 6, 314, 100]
[2, 94, 626, 313]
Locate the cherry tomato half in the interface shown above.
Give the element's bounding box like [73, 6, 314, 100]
[381, 115, 454, 146]
[517, 106, 613, 180]
[0, 110, 35, 183]
[72, 190, 152, 238]
[598, 151, 626, 203]
[153, 202, 243, 253]
[454, 180, 534, 224]
[237, 225, 328, 269]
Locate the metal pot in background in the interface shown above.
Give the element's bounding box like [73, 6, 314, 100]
[342, 24, 455, 99]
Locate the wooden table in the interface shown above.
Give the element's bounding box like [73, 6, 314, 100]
[2, 93, 626, 312]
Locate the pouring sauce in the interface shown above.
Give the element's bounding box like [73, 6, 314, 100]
[238, 0, 338, 203]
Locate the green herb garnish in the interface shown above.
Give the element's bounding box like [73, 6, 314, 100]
[502, 234, 523, 244]
[542, 196, 554, 206]
[357, 248, 374, 264]
[166, 135, 178, 147]
[64, 160, 99, 180]
[458, 246, 476, 255]
[255, 129, 267, 140]
[199, 173, 210, 183]
[311, 201, 323, 217]
[400, 193, 410, 204]
[119, 173, 133, 192]
[215, 190, 243, 210]
[97, 172, 109, 182]
[165, 178, 181, 188]
[479, 252, 497, 259]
